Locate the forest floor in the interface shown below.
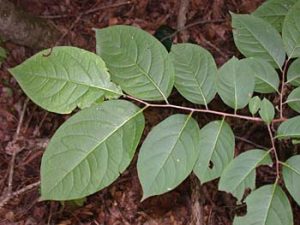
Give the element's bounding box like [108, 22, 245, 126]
[1, 0, 300, 224]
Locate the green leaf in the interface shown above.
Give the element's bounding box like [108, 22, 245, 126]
[276, 115, 300, 139]
[233, 184, 293, 225]
[95, 25, 174, 102]
[259, 98, 275, 124]
[231, 13, 286, 68]
[241, 58, 279, 93]
[170, 43, 217, 107]
[219, 149, 272, 202]
[137, 114, 200, 200]
[248, 96, 261, 115]
[253, 0, 298, 32]
[217, 57, 255, 112]
[286, 86, 300, 112]
[9, 47, 122, 114]
[193, 119, 235, 183]
[282, 155, 300, 206]
[41, 100, 145, 200]
[287, 58, 300, 86]
[282, 1, 300, 58]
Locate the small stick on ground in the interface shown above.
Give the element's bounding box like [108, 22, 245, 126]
[177, 0, 190, 42]
[7, 98, 29, 195]
[0, 181, 41, 209]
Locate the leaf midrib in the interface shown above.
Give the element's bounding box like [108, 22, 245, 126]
[146, 114, 192, 194]
[46, 107, 145, 195]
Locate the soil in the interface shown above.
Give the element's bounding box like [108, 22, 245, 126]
[0, 0, 299, 224]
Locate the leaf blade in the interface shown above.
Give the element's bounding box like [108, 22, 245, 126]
[232, 13, 286, 68]
[282, 155, 300, 206]
[193, 119, 235, 183]
[259, 98, 275, 124]
[170, 43, 217, 106]
[217, 57, 255, 111]
[95, 25, 174, 102]
[137, 114, 200, 200]
[282, 0, 300, 58]
[9, 47, 122, 114]
[41, 100, 145, 200]
[219, 149, 272, 201]
[233, 184, 293, 225]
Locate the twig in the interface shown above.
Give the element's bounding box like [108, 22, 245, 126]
[177, 0, 190, 42]
[160, 19, 225, 43]
[7, 98, 29, 195]
[40, 1, 132, 19]
[0, 181, 40, 209]
[279, 59, 290, 119]
[235, 136, 268, 149]
[267, 125, 280, 181]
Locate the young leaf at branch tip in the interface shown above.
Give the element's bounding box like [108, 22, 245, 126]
[41, 100, 145, 200]
[282, 155, 300, 206]
[231, 13, 286, 68]
[170, 43, 217, 107]
[286, 86, 300, 113]
[252, 0, 298, 32]
[137, 114, 201, 200]
[233, 184, 293, 225]
[248, 96, 261, 115]
[95, 25, 174, 102]
[287, 58, 300, 86]
[219, 149, 272, 202]
[217, 57, 255, 112]
[259, 98, 275, 124]
[276, 115, 300, 140]
[282, 0, 300, 58]
[9, 47, 122, 114]
[241, 57, 279, 93]
[193, 119, 235, 183]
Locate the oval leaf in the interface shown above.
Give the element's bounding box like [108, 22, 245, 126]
[241, 58, 279, 93]
[193, 119, 235, 183]
[95, 25, 174, 102]
[283, 0, 300, 58]
[233, 184, 293, 225]
[253, 0, 298, 32]
[286, 86, 300, 112]
[219, 149, 272, 202]
[276, 115, 300, 139]
[287, 58, 300, 86]
[282, 155, 300, 206]
[232, 13, 286, 68]
[137, 114, 200, 200]
[9, 47, 122, 114]
[170, 43, 217, 106]
[41, 100, 145, 200]
[259, 98, 275, 124]
[248, 96, 261, 115]
[217, 57, 255, 112]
